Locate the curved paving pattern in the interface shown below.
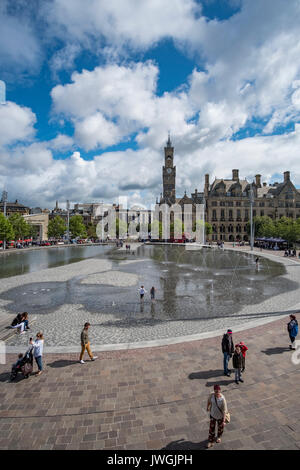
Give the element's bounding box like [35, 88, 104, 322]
[0, 316, 300, 450]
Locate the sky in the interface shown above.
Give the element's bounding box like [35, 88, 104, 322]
[1, 0, 300, 210]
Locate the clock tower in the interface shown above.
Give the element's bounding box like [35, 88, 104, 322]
[162, 134, 176, 205]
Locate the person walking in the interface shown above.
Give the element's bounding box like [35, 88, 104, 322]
[237, 341, 248, 372]
[287, 314, 298, 350]
[206, 384, 228, 448]
[138, 286, 147, 301]
[30, 332, 44, 376]
[222, 329, 234, 376]
[233, 345, 244, 384]
[79, 322, 98, 364]
[150, 286, 156, 301]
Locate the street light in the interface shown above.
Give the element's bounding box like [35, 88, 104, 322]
[1, 191, 8, 251]
[66, 200, 70, 243]
[249, 187, 254, 251]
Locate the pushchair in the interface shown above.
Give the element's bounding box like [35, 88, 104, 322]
[10, 346, 33, 381]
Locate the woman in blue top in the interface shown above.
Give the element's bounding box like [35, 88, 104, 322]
[287, 315, 298, 350]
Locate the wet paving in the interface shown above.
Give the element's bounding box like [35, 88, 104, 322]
[0, 245, 112, 278]
[0, 245, 298, 322]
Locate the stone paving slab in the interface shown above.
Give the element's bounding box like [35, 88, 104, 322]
[0, 315, 299, 450]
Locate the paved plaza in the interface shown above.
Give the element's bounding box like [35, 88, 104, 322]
[0, 315, 300, 450]
[0, 244, 299, 450]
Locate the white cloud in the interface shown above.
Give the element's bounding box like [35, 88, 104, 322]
[0, 0, 42, 78]
[43, 0, 201, 51]
[0, 102, 36, 146]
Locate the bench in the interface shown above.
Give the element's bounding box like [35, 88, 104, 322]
[0, 314, 37, 342]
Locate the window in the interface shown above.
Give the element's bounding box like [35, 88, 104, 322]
[212, 210, 217, 220]
[260, 210, 264, 216]
[236, 202, 241, 206]
[212, 201, 218, 206]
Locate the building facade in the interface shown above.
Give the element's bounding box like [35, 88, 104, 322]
[0, 199, 30, 216]
[157, 138, 300, 242]
[205, 170, 300, 242]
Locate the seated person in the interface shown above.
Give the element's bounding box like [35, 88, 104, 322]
[11, 312, 30, 333]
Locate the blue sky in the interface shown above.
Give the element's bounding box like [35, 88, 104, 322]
[1, 0, 300, 208]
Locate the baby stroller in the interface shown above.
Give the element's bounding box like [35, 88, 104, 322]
[10, 346, 33, 381]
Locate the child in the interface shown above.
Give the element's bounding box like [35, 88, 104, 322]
[138, 286, 147, 300]
[232, 345, 244, 384]
[236, 341, 248, 372]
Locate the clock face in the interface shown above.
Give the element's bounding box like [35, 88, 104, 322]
[167, 168, 172, 174]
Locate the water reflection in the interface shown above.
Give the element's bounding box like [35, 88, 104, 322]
[0, 246, 298, 323]
[0, 245, 111, 279]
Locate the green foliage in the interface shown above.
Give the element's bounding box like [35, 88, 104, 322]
[247, 216, 300, 244]
[116, 218, 128, 238]
[9, 213, 31, 240]
[69, 215, 87, 238]
[192, 220, 213, 235]
[48, 216, 66, 239]
[87, 223, 97, 239]
[0, 213, 15, 241]
[150, 220, 162, 239]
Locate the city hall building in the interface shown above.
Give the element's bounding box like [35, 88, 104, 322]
[157, 137, 300, 242]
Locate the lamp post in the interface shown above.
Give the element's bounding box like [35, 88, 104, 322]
[2, 191, 8, 251]
[66, 200, 70, 243]
[249, 187, 254, 251]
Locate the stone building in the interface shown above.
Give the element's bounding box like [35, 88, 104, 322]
[0, 199, 30, 216]
[156, 138, 300, 242]
[205, 170, 300, 242]
[157, 136, 204, 232]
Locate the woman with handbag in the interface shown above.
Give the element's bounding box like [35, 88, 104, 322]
[206, 384, 229, 448]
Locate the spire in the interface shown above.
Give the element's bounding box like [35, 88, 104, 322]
[166, 131, 172, 147]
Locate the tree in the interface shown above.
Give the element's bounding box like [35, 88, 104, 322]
[48, 216, 66, 239]
[247, 216, 275, 238]
[9, 213, 31, 240]
[87, 223, 97, 239]
[150, 220, 162, 239]
[116, 218, 128, 238]
[274, 217, 300, 244]
[69, 215, 87, 238]
[0, 213, 15, 242]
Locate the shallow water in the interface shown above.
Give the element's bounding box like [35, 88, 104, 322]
[1, 245, 298, 322]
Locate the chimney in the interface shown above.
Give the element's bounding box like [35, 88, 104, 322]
[284, 171, 290, 182]
[232, 169, 239, 181]
[255, 174, 261, 188]
[263, 182, 267, 187]
[195, 189, 198, 195]
[204, 174, 209, 197]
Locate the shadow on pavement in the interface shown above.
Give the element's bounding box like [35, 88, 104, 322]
[0, 371, 11, 383]
[47, 359, 79, 368]
[162, 439, 208, 450]
[206, 379, 235, 387]
[261, 347, 291, 355]
[189, 369, 224, 380]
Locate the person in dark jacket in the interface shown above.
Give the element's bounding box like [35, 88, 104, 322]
[233, 345, 244, 384]
[287, 314, 298, 350]
[222, 329, 234, 376]
[11, 312, 30, 333]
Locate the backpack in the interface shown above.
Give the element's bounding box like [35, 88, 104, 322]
[291, 322, 298, 337]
